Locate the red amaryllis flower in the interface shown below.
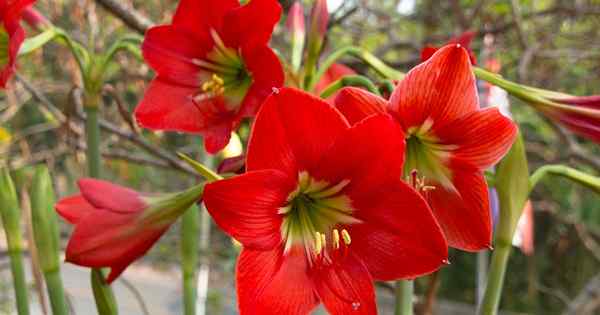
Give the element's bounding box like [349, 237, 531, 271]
[56, 179, 203, 283]
[335, 45, 518, 251]
[421, 31, 477, 64]
[0, 0, 36, 88]
[135, 0, 284, 154]
[529, 92, 600, 143]
[204, 88, 447, 315]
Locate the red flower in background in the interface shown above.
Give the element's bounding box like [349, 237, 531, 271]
[204, 88, 447, 315]
[56, 179, 202, 283]
[335, 45, 517, 251]
[0, 0, 36, 88]
[421, 31, 477, 64]
[533, 93, 600, 143]
[136, 0, 284, 153]
[314, 63, 356, 98]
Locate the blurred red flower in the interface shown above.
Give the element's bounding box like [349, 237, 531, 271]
[421, 31, 477, 64]
[335, 45, 517, 251]
[135, 0, 284, 153]
[204, 88, 447, 315]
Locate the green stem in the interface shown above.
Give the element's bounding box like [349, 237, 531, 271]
[44, 270, 69, 315]
[394, 280, 414, 315]
[319, 75, 381, 99]
[478, 242, 512, 315]
[473, 67, 551, 106]
[308, 46, 404, 91]
[181, 204, 200, 315]
[529, 164, 600, 194]
[84, 95, 118, 314]
[8, 251, 29, 315]
[91, 269, 119, 315]
[85, 105, 101, 178]
[0, 169, 30, 315]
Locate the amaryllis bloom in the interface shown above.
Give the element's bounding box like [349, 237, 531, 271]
[532, 93, 600, 143]
[56, 179, 203, 283]
[0, 0, 36, 88]
[204, 88, 447, 314]
[335, 45, 518, 251]
[421, 31, 477, 64]
[135, 0, 284, 153]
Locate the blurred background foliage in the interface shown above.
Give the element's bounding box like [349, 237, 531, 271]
[1, 0, 599, 314]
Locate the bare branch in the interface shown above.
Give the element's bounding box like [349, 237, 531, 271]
[94, 0, 153, 34]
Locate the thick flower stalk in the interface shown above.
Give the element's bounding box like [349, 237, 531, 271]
[135, 0, 284, 153]
[203, 88, 448, 314]
[335, 44, 518, 251]
[0, 0, 36, 88]
[55, 179, 204, 283]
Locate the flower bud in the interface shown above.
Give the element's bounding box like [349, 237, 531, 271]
[56, 178, 204, 283]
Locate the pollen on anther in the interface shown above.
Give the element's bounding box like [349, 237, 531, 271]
[333, 229, 340, 249]
[341, 229, 351, 245]
[314, 232, 323, 255]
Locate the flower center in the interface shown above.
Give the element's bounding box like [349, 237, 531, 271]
[191, 30, 252, 108]
[279, 172, 359, 266]
[404, 119, 454, 188]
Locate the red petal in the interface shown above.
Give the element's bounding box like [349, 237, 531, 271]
[313, 252, 377, 315]
[0, 22, 25, 88]
[246, 88, 349, 175]
[550, 111, 600, 144]
[389, 44, 479, 130]
[55, 195, 98, 224]
[171, 0, 238, 40]
[427, 172, 492, 251]
[135, 79, 238, 152]
[237, 247, 318, 315]
[334, 87, 386, 125]
[142, 25, 207, 87]
[314, 114, 405, 191]
[348, 180, 447, 280]
[315, 63, 357, 95]
[65, 210, 168, 283]
[434, 108, 517, 170]
[239, 44, 285, 117]
[222, 0, 282, 48]
[77, 179, 145, 214]
[203, 170, 295, 250]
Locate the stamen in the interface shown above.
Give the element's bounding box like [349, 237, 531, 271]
[210, 29, 241, 65]
[341, 229, 351, 245]
[320, 233, 327, 250]
[333, 229, 340, 249]
[314, 232, 323, 255]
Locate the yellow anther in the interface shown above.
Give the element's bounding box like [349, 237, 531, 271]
[341, 229, 351, 245]
[212, 73, 224, 85]
[321, 233, 327, 249]
[201, 74, 225, 95]
[333, 229, 340, 249]
[314, 232, 323, 255]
